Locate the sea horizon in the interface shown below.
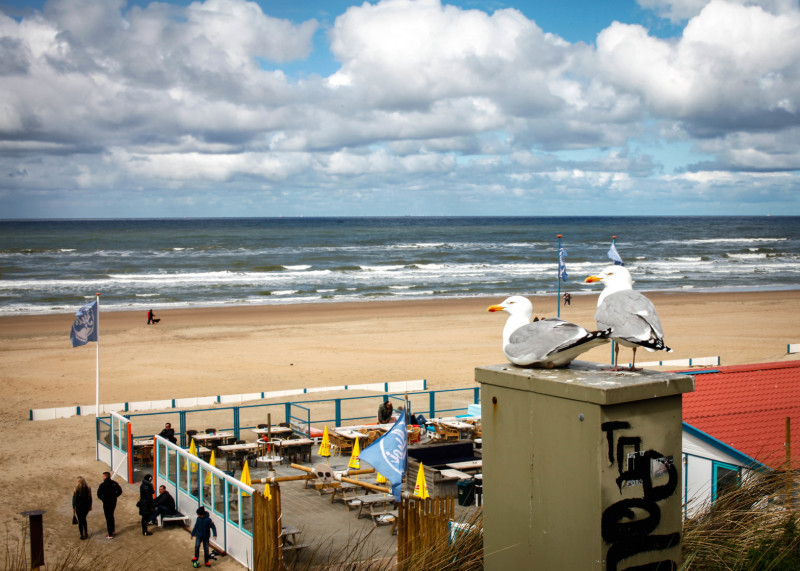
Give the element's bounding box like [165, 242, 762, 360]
[2, 216, 798, 315]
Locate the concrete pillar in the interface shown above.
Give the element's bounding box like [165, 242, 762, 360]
[476, 361, 694, 571]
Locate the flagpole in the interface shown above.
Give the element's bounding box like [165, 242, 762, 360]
[610, 238, 616, 367]
[95, 293, 100, 417]
[557, 235, 562, 318]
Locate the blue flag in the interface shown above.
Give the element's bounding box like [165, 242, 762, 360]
[359, 412, 407, 501]
[608, 242, 624, 266]
[70, 300, 98, 347]
[558, 246, 568, 282]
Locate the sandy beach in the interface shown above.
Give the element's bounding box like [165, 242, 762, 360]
[1, 290, 799, 568]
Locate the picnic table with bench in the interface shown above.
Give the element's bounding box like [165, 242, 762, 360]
[354, 495, 397, 527]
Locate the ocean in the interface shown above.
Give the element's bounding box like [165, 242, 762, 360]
[1, 216, 798, 315]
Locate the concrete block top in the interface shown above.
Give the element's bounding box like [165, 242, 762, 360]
[475, 360, 694, 405]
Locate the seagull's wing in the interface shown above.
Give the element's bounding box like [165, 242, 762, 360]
[595, 290, 669, 348]
[506, 318, 609, 367]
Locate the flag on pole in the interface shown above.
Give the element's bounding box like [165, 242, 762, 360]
[359, 412, 408, 501]
[70, 300, 98, 347]
[558, 246, 568, 282]
[608, 242, 624, 266]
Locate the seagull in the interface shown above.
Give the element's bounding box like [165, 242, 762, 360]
[584, 265, 672, 370]
[488, 296, 610, 368]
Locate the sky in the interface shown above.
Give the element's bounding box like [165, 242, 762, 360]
[0, 0, 799, 218]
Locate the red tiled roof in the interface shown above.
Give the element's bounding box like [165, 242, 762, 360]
[679, 361, 800, 470]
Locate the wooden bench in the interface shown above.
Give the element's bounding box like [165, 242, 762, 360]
[158, 512, 191, 528]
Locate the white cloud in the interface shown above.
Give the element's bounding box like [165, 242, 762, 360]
[0, 0, 798, 216]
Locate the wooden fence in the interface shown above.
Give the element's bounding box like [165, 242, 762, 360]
[253, 483, 282, 571]
[396, 496, 455, 564]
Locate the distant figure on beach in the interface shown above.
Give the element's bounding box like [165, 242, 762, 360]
[147, 309, 159, 324]
[138, 474, 155, 536]
[97, 471, 122, 539]
[378, 401, 393, 424]
[150, 485, 176, 525]
[563, 293, 571, 306]
[73, 476, 92, 540]
[191, 506, 217, 568]
[159, 422, 177, 444]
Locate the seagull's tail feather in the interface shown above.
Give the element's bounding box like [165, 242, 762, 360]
[638, 338, 672, 353]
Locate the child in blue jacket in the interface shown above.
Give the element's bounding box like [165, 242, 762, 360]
[191, 507, 217, 567]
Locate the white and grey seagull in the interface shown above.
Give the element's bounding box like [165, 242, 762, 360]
[488, 295, 610, 368]
[584, 265, 672, 370]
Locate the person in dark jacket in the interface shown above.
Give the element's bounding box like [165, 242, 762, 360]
[149, 485, 176, 525]
[72, 476, 92, 540]
[191, 506, 217, 567]
[158, 422, 177, 444]
[138, 474, 155, 536]
[377, 400, 393, 424]
[97, 471, 122, 538]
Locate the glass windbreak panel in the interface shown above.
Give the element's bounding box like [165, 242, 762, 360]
[178, 453, 188, 493]
[166, 448, 176, 485]
[188, 459, 198, 500]
[228, 483, 240, 528]
[115, 420, 129, 453]
[241, 493, 254, 536]
[98, 419, 111, 449]
[213, 475, 225, 517]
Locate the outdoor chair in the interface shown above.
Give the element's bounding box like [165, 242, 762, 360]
[186, 429, 198, 443]
[205, 428, 217, 434]
[444, 426, 459, 441]
[257, 424, 268, 429]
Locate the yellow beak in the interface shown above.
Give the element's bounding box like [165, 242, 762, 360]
[585, 275, 602, 283]
[487, 305, 504, 312]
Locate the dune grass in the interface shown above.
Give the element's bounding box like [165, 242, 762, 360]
[680, 470, 800, 570]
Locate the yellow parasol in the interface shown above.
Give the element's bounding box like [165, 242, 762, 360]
[318, 426, 331, 460]
[348, 436, 361, 470]
[186, 438, 198, 472]
[240, 461, 251, 497]
[204, 450, 216, 485]
[414, 462, 429, 499]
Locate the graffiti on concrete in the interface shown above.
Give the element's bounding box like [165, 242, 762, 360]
[600, 421, 680, 571]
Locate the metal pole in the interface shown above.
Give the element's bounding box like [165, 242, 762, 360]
[557, 235, 562, 319]
[95, 293, 100, 416]
[610, 239, 616, 366]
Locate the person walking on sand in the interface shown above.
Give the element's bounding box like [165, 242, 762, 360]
[97, 471, 122, 538]
[191, 506, 217, 567]
[147, 309, 156, 324]
[72, 476, 92, 540]
[138, 474, 155, 536]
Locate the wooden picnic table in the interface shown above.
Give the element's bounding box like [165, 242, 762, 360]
[252, 426, 293, 438]
[218, 442, 260, 470]
[445, 459, 482, 472]
[334, 428, 369, 440]
[191, 432, 235, 447]
[329, 481, 374, 510]
[280, 525, 309, 553]
[275, 438, 313, 464]
[354, 495, 397, 526]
